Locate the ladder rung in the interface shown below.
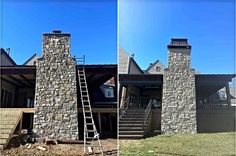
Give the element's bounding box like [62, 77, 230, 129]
[85, 129, 96, 132]
[86, 123, 94, 125]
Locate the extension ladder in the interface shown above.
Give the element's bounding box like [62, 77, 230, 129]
[77, 56, 103, 155]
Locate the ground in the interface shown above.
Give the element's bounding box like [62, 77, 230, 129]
[119, 132, 235, 156]
[1, 135, 117, 156]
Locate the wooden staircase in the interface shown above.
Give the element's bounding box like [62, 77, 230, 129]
[0, 109, 23, 149]
[119, 109, 146, 139]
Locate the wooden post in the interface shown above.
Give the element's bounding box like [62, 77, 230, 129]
[225, 83, 231, 106]
[19, 118, 23, 132]
[98, 113, 102, 136]
[109, 114, 113, 131]
[30, 113, 33, 129]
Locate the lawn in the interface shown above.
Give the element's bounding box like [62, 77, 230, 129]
[119, 132, 236, 156]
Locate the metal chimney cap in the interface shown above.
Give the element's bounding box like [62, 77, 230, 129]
[53, 30, 62, 34]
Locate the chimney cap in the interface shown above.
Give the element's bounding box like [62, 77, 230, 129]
[168, 38, 191, 49]
[53, 30, 61, 34]
[43, 30, 70, 36]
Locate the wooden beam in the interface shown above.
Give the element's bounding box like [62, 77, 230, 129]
[19, 74, 34, 86]
[1, 77, 21, 87]
[8, 75, 30, 87]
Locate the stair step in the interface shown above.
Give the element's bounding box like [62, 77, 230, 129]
[119, 127, 143, 130]
[0, 129, 12, 134]
[0, 134, 10, 139]
[119, 120, 144, 123]
[123, 113, 145, 116]
[0, 124, 15, 129]
[121, 115, 145, 118]
[119, 124, 143, 127]
[119, 134, 144, 139]
[120, 117, 145, 120]
[0, 120, 17, 125]
[119, 130, 144, 133]
[0, 114, 21, 117]
[0, 139, 7, 144]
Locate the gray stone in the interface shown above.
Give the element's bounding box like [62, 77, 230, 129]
[33, 31, 79, 140]
[161, 39, 197, 134]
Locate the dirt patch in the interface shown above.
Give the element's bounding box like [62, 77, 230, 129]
[1, 135, 117, 156]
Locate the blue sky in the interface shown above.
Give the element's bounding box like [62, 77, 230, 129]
[1, 0, 117, 65]
[119, 0, 235, 74]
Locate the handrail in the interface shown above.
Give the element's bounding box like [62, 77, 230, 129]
[143, 99, 152, 131]
[119, 97, 130, 119]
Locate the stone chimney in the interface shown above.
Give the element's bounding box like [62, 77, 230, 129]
[33, 30, 78, 140]
[161, 38, 197, 134]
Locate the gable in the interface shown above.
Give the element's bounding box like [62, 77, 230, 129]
[23, 54, 38, 65]
[0, 48, 16, 66]
[146, 60, 165, 74]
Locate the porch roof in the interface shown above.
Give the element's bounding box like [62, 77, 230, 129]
[119, 74, 163, 85]
[0, 65, 117, 89]
[119, 73, 235, 97]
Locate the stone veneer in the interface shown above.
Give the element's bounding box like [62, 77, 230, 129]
[161, 39, 197, 134]
[33, 31, 78, 140]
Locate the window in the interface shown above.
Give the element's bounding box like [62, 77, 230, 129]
[27, 97, 34, 108]
[104, 88, 114, 98]
[33, 61, 36, 65]
[0, 89, 13, 108]
[156, 66, 160, 72]
[219, 91, 227, 100]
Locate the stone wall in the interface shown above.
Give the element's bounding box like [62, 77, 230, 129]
[33, 31, 78, 140]
[161, 39, 197, 134]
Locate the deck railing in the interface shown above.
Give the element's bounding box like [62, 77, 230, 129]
[119, 97, 130, 119]
[143, 99, 153, 131]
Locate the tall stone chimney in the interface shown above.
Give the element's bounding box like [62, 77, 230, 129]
[161, 38, 197, 134]
[33, 30, 78, 140]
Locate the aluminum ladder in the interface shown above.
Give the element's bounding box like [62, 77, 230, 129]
[77, 56, 103, 155]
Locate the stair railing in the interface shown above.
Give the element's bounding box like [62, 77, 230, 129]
[143, 99, 152, 131]
[119, 97, 130, 119]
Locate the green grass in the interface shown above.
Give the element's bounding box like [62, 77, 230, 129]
[119, 132, 236, 156]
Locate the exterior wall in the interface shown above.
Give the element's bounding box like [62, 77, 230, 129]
[33, 32, 78, 140]
[150, 107, 235, 133]
[129, 59, 143, 74]
[151, 109, 161, 131]
[0, 54, 14, 66]
[24, 55, 38, 65]
[161, 40, 197, 134]
[197, 107, 235, 132]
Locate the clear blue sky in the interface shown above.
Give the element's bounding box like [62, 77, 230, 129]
[1, 0, 117, 65]
[119, 0, 235, 74]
